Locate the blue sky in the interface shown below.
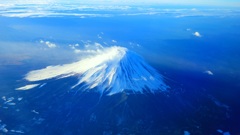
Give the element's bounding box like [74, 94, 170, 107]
[1, 0, 240, 7]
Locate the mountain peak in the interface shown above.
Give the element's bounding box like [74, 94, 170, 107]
[17, 46, 169, 95]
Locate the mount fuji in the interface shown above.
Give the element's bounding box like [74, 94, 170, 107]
[17, 46, 169, 95]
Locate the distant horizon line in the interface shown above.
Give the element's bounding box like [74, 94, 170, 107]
[1, 2, 240, 8]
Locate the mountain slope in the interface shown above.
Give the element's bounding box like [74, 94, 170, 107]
[17, 46, 169, 95]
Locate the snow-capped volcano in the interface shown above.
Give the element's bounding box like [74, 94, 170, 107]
[17, 46, 169, 95]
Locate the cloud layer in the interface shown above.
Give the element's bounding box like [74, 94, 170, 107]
[0, 4, 240, 18]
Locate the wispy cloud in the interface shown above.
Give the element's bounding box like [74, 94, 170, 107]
[129, 42, 141, 48]
[1, 4, 240, 18]
[0, 54, 29, 65]
[2, 0, 240, 7]
[97, 34, 102, 39]
[112, 40, 117, 43]
[16, 84, 40, 90]
[204, 70, 213, 75]
[45, 41, 57, 48]
[69, 42, 104, 54]
[40, 40, 57, 48]
[97, 32, 104, 39]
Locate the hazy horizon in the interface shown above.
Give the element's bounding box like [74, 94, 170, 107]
[1, 0, 240, 7]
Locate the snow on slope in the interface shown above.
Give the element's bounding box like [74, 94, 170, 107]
[17, 46, 169, 95]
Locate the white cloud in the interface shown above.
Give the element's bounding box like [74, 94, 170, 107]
[45, 41, 56, 48]
[2, 0, 240, 7]
[97, 32, 104, 39]
[69, 43, 103, 54]
[24, 46, 127, 82]
[40, 40, 44, 43]
[129, 42, 141, 48]
[193, 31, 201, 37]
[112, 40, 117, 43]
[40, 40, 57, 48]
[1, 4, 239, 18]
[74, 49, 81, 53]
[94, 42, 103, 49]
[204, 70, 213, 75]
[121, 12, 159, 16]
[69, 44, 80, 53]
[16, 84, 40, 90]
[97, 34, 102, 39]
